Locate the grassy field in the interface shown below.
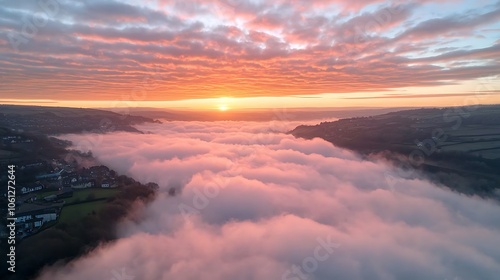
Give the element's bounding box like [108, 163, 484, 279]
[36, 190, 60, 199]
[37, 187, 120, 201]
[291, 105, 500, 198]
[58, 200, 107, 224]
[470, 148, 500, 159]
[446, 127, 500, 137]
[57, 188, 120, 224]
[436, 129, 500, 159]
[454, 135, 500, 141]
[440, 140, 500, 151]
[65, 188, 120, 204]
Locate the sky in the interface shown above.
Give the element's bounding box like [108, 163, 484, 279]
[35, 120, 500, 280]
[1, 0, 500, 109]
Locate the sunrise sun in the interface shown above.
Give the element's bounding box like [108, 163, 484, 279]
[216, 97, 232, 111]
[218, 104, 229, 111]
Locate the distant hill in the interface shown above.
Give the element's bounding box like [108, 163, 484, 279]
[290, 105, 500, 197]
[0, 105, 158, 134]
[108, 107, 411, 122]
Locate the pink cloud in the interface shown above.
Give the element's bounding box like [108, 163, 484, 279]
[1, 0, 498, 100]
[36, 120, 500, 280]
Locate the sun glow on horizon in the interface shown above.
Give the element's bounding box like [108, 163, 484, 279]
[1, 80, 499, 111]
[216, 97, 232, 111]
[218, 104, 229, 111]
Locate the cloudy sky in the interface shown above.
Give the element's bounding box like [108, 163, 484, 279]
[37, 120, 500, 280]
[0, 0, 499, 108]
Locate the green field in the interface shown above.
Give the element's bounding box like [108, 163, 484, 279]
[58, 200, 107, 224]
[291, 105, 500, 198]
[54, 188, 120, 224]
[65, 188, 120, 203]
[440, 140, 500, 151]
[469, 148, 500, 159]
[446, 127, 500, 137]
[36, 190, 60, 199]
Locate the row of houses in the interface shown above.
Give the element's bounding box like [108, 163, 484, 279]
[65, 177, 116, 189]
[1, 135, 34, 144]
[10, 165, 118, 203]
[16, 202, 65, 236]
[19, 183, 44, 195]
[33, 167, 117, 189]
[9, 163, 121, 237]
[16, 177, 114, 197]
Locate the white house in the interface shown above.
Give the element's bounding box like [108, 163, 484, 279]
[71, 180, 94, 189]
[20, 183, 44, 195]
[16, 203, 64, 228]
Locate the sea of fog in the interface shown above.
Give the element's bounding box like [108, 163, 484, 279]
[39, 120, 500, 280]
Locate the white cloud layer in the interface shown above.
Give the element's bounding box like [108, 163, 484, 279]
[38, 121, 500, 280]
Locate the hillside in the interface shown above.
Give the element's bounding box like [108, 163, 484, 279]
[0, 105, 157, 135]
[290, 105, 500, 197]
